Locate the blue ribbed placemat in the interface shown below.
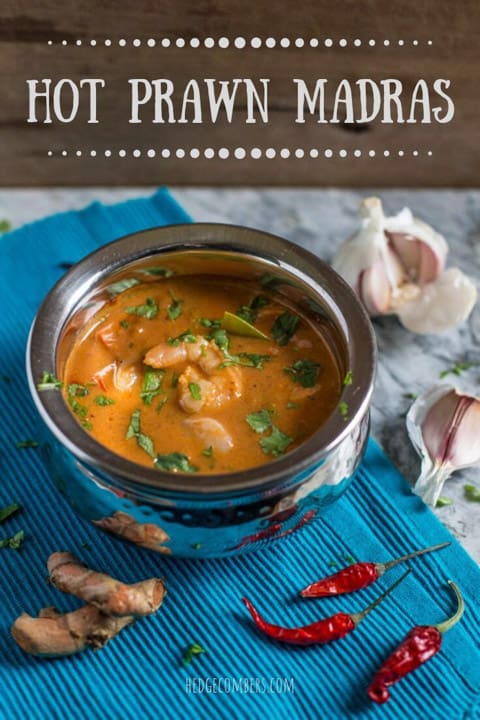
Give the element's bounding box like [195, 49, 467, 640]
[0, 189, 478, 720]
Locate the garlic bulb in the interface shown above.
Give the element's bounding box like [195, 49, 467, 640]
[333, 197, 477, 334]
[406, 384, 480, 506]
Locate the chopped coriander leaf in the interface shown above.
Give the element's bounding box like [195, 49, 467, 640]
[250, 294, 270, 311]
[210, 329, 271, 370]
[238, 352, 271, 369]
[404, 392, 418, 400]
[16, 440, 39, 449]
[0, 503, 20, 523]
[136, 433, 156, 458]
[235, 305, 255, 323]
[189, 382, 202, 401]
[260, 425, 293, 456]
[82, 420, 93, 431]
[81, 542, 92, 550]
[120, 319, 129, 329]
[343, 370, 353, 386]
[126, 409, 156, 458]
[464, 484, 480, 503]
[436, 496, 453, 508]
[287, 402, 298, 409]
[94, 395, 115, 406]
[235, 294, 269, 323]
[202, 446, 213, 458]
[106, 277, 140, 297]
[328, 560, 338, 568]
[271, 312, 300, 346]
[167, 329, 197, 346]
[439, 361, 478, 379]
[154, 452, 198, 473]
[177, 329, 197, 344]
[339, 401, 349, 419]
[156, 397, 167, 413]
[37, 371, 63, 391]
[167, 296, 183, 321]
[171, 372, 179, 388]
[0, 219, 12, 233]
[192, 543, 202, 550]
[183, 642, 205, 666]
[246, 409, 273, 434]
[140, 369, 164, 405]
[199, 317, 221, 329]
[67, 384, 90, 420]
[68, 383, 89, 398]
[0, 529, 25, 550]
[219, 352, 271, 370]
[344, 554, 355, 564]
[126, 409, 141, 438]
[125, 297, 158, 320]
[284, 359, 321, 388]
[208, 328, 230, 352]
[140, 266, 173, 277]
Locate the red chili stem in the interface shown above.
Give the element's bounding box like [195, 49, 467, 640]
[350, 569, 411, 625]
[434, 581, 464, 633]
[379, 541, 451, 574]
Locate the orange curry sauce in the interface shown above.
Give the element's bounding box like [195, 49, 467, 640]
[63, 276, 342, 473]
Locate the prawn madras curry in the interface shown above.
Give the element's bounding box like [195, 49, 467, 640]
[62, 276, 342, 473]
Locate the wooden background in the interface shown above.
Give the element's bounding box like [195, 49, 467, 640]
[1, 0, 479, 186]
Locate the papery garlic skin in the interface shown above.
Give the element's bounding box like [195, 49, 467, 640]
[406, 385, 480, 506]
[333, 197, 477, 334]
[397, 268, 478, 334]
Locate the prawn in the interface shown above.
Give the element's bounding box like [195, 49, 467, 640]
[184, 417, 234, 454]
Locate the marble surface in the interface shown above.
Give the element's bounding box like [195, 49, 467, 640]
[1, 187, 478, 561]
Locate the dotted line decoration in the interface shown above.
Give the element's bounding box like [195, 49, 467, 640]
[47, 148, 434, 159]
[47, 37, 433, 47]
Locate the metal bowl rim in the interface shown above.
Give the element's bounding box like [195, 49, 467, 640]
[26, 222, 376, 495]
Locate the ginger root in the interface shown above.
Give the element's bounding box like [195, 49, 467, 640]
[12, 553, 167, 657]
[12, 605, 133, 657]
[93, 511, 171, 554]
[48, 552, 166, 617]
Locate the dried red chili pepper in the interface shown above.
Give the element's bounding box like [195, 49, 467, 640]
[243, 568, 411, 646]
[300, 541, 450, 598]
[368, 580, 464, 704]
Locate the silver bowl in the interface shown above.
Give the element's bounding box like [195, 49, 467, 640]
[26, 224, 376, 558]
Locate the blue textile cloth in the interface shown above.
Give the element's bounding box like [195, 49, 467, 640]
[0, 189, 478, 720]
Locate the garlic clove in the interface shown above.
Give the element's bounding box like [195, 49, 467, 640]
[385, 208, 448, 279]
[420, 388, 460, 464]
[359, 258, 392, 315]
[387, 233, 444, 284]
[397, 268, 477, 334]
[406, 384, 480, 505]
[452, 397, 480, 466]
